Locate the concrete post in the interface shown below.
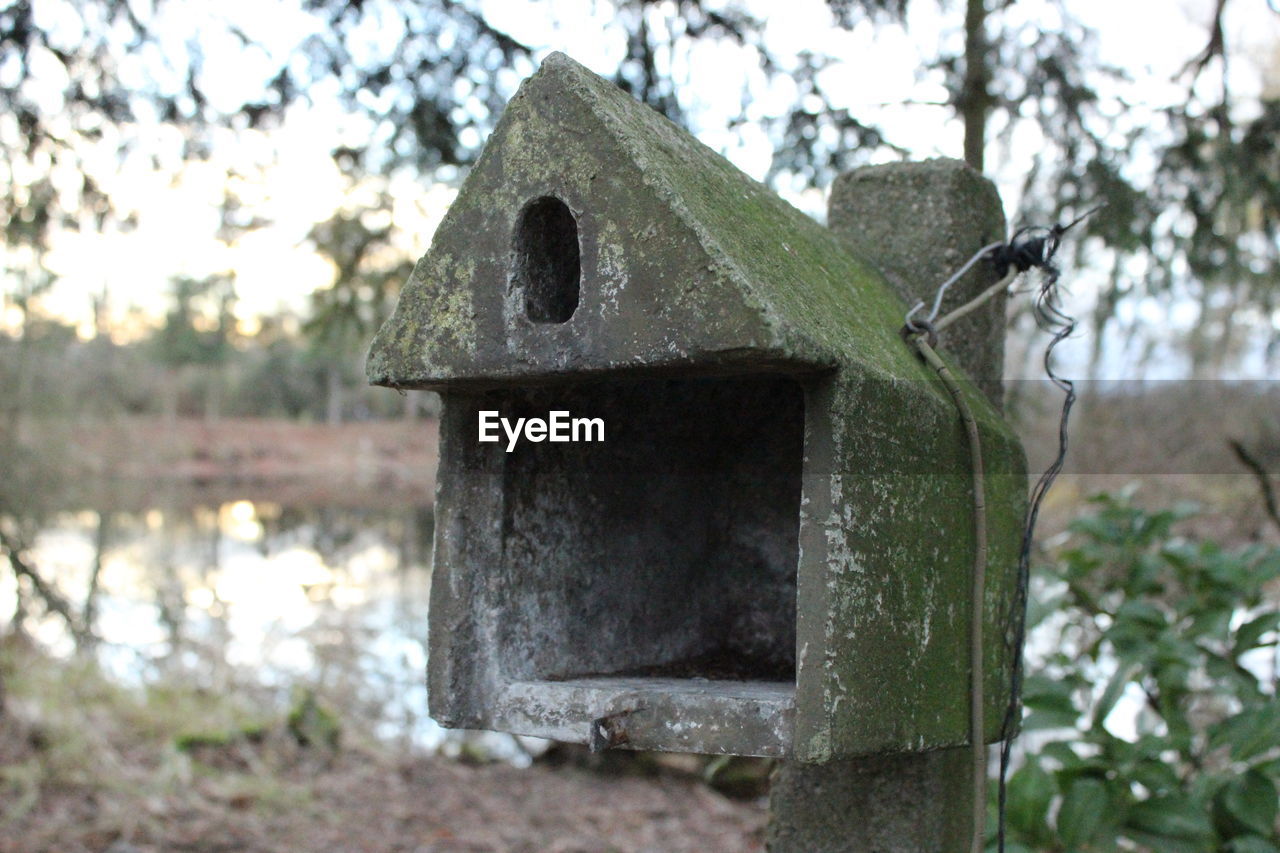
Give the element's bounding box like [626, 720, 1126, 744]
[766, 158, 1010, 852]
[767, 750, 975, 852]
[826, 158, 1008, 408]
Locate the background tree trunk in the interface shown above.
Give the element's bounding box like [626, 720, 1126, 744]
[961, 0, 991, 172]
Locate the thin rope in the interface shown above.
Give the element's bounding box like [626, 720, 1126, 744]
[907, 332, 988, 853]
[935, 269, 1018, 333]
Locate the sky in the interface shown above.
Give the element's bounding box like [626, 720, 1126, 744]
[8, 0, 1280, 376]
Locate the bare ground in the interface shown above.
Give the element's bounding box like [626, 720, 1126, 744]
[0, 645, 767, 853]
[0, 745, 766, 852]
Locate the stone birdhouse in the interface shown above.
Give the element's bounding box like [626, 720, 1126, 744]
[367, 53, 1026, 762]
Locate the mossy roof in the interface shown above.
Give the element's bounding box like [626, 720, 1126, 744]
[367, 52, 942, 390]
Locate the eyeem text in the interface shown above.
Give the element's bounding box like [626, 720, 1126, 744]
[478, 410, 605, 452]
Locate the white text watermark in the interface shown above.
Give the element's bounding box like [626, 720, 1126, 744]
[478, 410, 604, 452]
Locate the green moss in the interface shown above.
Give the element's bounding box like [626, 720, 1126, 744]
[286, 688, 340, 750]
[175, 723, 267, 753]
[368, 52, 1017, 453]
[370, 53, 932, 389]
[175, 731, 233, 752]
[369, 54, 1030, 761]
[551, 51, 920, 377]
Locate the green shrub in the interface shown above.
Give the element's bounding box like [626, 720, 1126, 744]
[999, 493, 1280, 852]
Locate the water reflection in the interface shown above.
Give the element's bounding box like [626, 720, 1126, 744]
[1, 497, 447, 748]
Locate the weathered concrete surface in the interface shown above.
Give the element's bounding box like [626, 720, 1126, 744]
[766, 749, 974, 851]
[766, 159, 1020, 852]
[430, 375, 804, 758]
[828, 159, 1008, 407]
[370, 52, 1027, 763]
[497, 678, 796, 757]
[366, 51, 922, 388]
[790, 374, 1026, 762]
[792, 160, 1025, 761]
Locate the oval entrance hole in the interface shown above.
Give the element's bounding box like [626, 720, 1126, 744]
[514, 197, 580, 323]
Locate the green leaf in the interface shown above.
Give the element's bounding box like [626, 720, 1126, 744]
[1252, 553, 1280, 585]
[1213, 771, 1279, 839]
[1225, 836, 1280, 853]
[1187, 604, 1233, 641]
[1130, 758, 1179, 795]
[1203, 548, 1251, 590]
[1023, 709, 1083, 731]
[1057, 777, 1110, 848]
[1152, 653, 1193, 694]
[1253, 756, 1280, 780]
[1236, 613, 1280, 656]
[1023, 674, 1078, 716]
[1125, 795, 1215, 847]
[1092, 660, 1141, 728]
[1204, 653, 1260, 696]
[1006, 763, 1056, 839]
[1115, 599, 1167, 630]
[1041, 741, 1083, 769]
[1211, 705, 1280, 762]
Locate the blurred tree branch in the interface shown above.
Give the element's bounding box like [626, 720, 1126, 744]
[1, 0, 1278, 378]
[1229, 438, 1280, 535]
[0, 523, 88, 643]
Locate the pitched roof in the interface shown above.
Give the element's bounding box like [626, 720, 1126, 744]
[367, 52, 926, 388]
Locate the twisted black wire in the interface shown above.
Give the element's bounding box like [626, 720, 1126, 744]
[996, 242, 1079, 853]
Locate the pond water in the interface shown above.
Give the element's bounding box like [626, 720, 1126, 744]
[0, 494, 501, 753]
[13, 479, 1250, 769]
